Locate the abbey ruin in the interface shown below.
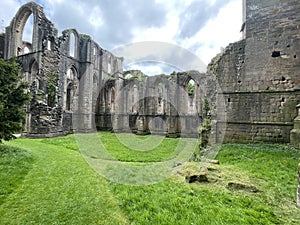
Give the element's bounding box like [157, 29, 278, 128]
[0, 1, 299, 146]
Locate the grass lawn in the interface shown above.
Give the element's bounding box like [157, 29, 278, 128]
[0, 132, 299, 224]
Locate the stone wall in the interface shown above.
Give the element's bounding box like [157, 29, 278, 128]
[2, 1, 300, 142]
[3, 2, 123, 137]
[209, 0, 300, 143]
[95, 71, 207, 138]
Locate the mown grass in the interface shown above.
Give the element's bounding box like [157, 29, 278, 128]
[99, 132, 182, 162]
[0, 145, 33, 205]
[0, 138, 128, 225]
[0, 133, 299, 224]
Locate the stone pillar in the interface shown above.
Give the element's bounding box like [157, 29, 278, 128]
[290, 104, 300, 148]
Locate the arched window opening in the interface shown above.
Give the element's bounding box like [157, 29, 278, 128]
[23, 13, 33, 44]
[131, 84, 138, 113]
[18, 13, 34, 55]
[125, 73, 132, 79]
[67, 68, 75, 80]
[187, 79, 196, 110]
[65, 67, 78, 111]
[66, 83, 72, 111]
[69, 32, 75, 57]
[107, 62, 111, 74]
[30, 61, 39, 82]
[188, 79, 195, 97]
[24, 46, 30, 54]
[47, 40, 52, 50]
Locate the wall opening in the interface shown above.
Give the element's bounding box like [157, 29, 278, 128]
[187, 79, 196, 110]
[69, 32, 75, 57]
[65, 67, 78, 111]
[272, 51, 281, 57]
[19, 13, 34, 55]
[47, 40, 52, 50]
[188, 79, 195, 97]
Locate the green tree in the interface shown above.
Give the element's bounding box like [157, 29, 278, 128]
[0, 58, 30, 142]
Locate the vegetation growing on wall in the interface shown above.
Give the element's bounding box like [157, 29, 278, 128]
[47, 72, 58, 107]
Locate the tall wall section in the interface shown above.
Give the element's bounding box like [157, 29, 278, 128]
[3, 2, 123, 137]
[210, 0, 300, 143]
[95, 70, 207, 138]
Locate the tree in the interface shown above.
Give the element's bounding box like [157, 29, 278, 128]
[0, 58, 30, 142]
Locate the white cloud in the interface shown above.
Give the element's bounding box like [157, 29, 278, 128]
[179, 0, 243, 64]
[0, 0, 242, 72]
[0, 0, 21, 31]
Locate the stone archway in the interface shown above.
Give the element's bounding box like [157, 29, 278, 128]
[5, 2, 45, 58]
[64, 67, 79, 112]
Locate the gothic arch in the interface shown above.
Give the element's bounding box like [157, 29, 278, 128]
[65, 66, 79, 111]
[28, 59, 39, 84]
[62, 29, 80, 58]
[6, 2, 45, 58]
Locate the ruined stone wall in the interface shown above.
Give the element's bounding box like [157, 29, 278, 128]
[210, 0, 300, 143]
[3, 2, 123, 137]
[95, 70, 207, 138]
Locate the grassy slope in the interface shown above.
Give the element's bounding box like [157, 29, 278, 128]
[0, 139, 128, 225]
[0, 145, 33, 205]
[0, 134, 300, 224]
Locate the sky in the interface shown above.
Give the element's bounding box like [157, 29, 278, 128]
[0, 0, 243, 75]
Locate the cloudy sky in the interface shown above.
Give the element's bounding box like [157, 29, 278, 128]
[0, 0, 242, 74]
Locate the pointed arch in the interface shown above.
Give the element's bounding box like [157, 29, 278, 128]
[69, 32, 75, 57]
[65, 66, 78, 111]
[29, 59, 38, 83]
[5, 2, 46, 58]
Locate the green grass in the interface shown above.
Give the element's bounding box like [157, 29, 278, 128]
[99, 132, 182, 162]
[0, 145, 33, 205]
[0, 138, 128, 225]
[0, 133, 300, 224]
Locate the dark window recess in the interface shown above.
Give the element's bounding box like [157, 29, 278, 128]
[294, 55, 297, 58]
[238, 80, 242, 84]
[272, 51, 281, 57]
[228, 98, 231, 103]
[281, 76, 286, 81]
[281, 97, 285, 102]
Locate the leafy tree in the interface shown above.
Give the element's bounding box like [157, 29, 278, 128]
[0, 58, 30, 142]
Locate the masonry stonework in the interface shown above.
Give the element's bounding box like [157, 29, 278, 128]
[0, 1, 299, 144]
[210, 0, 300, 143]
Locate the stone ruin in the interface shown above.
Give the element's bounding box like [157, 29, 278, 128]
[0, 1, 299, 146]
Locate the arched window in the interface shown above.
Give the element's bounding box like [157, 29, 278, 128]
[125, 73, 132, 79]
[18, 13, 34, 55]
[24, 46, 30, 54]
[188, 79, 195, 97]
[69, 32, 75, 57]
[107, 62, 111, 73]
[47, 40, 51, 50]
[65, 67, 78, 111]
[187, 79, 196, 109]
[67, 68, 75, 80]
[30, 60, 39, 82]
[23, 14, 33, 44]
